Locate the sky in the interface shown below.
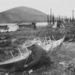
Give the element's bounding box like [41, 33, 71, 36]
[0, 0, 75, 18]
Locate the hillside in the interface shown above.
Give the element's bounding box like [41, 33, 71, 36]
[0, 6, 47, 23]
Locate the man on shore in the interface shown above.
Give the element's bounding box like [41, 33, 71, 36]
[24, 40, 53, 72]
[15, 39, 53, 74]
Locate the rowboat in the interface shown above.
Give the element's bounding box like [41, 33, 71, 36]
[35, 36, 65, 51]
[0, 36, 65, 72]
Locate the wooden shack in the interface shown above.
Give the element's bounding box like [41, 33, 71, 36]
[0, 25, 8, 32]
[18, 22, 36, 30]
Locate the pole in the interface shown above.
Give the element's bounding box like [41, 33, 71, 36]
[50, 9, 52, 24]
[72, 10, 74, 21]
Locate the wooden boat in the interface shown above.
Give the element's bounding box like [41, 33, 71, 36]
[0, 47, 31, 71]
[35, 36, 65, 51]
[0, 36, 65, 72]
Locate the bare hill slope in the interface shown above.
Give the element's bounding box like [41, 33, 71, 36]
[0, 6, 47, 23]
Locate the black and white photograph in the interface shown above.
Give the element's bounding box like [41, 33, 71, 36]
[0, 0, 74, 75]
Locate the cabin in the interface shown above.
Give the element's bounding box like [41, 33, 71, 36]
[0, 23, 19, 32]
[18, 22, 36, 30]
[0, 25, 8, 32]
[0, 25, 8, 29]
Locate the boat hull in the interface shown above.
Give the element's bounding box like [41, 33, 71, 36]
[0, 58, 27, 71]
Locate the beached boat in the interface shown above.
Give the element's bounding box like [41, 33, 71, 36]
[35, 36, 65, 51]
[0, 46, 31, 71]
[0, 36, 65, 72]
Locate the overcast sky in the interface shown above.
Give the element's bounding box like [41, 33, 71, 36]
[0, 0, 75, 18]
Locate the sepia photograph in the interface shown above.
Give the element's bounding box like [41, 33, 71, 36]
[0, 0, 74, 75]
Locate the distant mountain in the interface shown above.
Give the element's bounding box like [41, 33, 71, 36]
[0, 6, 47, 23]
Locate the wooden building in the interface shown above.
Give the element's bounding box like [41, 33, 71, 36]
[0, 25, 8, 30]
[18, 22, 36, 30]
[0, 25, 8, 32]
[0, 23, 18, 32]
